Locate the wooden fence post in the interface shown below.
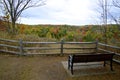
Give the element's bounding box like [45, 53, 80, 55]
[19, 39, 24, 55]
[60, 39, 64, 54]
[96, 40, 98, 53]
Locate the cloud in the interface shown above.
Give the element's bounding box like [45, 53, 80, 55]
[20, 0, 97, 25]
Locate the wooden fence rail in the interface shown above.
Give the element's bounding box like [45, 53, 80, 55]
[23, 41, 97, 54]
[98, 43, 120, 64]
[0, 38, 97, 54]
[0, 38, 120, 64]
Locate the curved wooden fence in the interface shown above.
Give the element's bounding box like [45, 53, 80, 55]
[98, 43, 120, 64]
[0, 38, 120, 64]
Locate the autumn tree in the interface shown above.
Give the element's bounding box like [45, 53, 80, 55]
[0, 0, 45, 34]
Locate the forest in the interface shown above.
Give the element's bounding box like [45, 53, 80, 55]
[0, 20, 120, 47]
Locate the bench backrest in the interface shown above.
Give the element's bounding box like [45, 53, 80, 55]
[72, 53, 115, 63]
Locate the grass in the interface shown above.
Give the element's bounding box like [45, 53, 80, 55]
[0, 54, 120, 80]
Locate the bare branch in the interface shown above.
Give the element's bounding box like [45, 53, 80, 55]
[113, 0, 120, 8]
[0, 0, 46, 34]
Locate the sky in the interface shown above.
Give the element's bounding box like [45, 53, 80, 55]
[19, 0, 106, 25]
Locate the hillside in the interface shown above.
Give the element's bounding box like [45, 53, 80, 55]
[0, 21, 120, 46]
[0, 20, 6, 31]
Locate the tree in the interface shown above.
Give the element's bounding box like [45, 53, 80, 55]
[0, 0, 45, 34]
[96, 0, 109, 44]
[96, 0, 117, 44]
[112, 0, 120, 30]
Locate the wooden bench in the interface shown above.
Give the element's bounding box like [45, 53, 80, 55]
[68, 53, 115, 75]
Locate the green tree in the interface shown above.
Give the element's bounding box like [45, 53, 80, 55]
[38, 28, 49, 37]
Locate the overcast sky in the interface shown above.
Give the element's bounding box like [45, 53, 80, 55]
[19, 0, 102, 25]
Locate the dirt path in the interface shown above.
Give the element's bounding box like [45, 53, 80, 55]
[0, 55, 69, 80]
[0, 55, 120, 80]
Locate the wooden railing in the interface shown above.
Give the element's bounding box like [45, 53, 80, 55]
[98, 43, 120, 64]
[0, 38, 120, 64]
[0, 38, 20, 55]
[0, 38, 97, 55]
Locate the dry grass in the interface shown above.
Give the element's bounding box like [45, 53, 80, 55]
[0, 54, 120, 80]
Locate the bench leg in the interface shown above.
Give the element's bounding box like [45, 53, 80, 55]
[68, 56, 71, 70]
[71, 63, 73, 75]
[104, 60, 113, 71]
[110, 60, 113, 71]
[68, 58, 70, 69]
